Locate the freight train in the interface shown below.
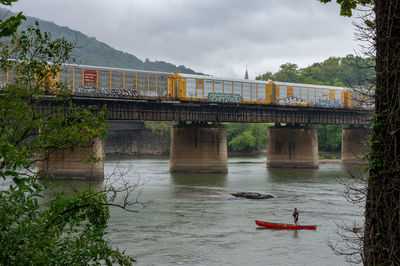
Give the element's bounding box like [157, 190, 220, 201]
[0, 63, 373, 110]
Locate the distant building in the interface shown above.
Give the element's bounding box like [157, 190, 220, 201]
[244, 66, 249, 79]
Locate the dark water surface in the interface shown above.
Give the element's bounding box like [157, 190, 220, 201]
[99, 156, 364, 266]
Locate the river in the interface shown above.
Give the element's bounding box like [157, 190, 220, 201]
[92, 156, 365, 266]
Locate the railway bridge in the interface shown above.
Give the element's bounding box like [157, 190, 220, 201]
[37, 96, 372, 180]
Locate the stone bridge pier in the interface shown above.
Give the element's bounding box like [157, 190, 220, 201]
[170, 122, 228, 173]
[38, 138, 104, 180]
[267, 124, 319, 168]
[341, 127, 370, 165]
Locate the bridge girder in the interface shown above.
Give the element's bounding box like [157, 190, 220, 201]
[38, 96, 372, 125]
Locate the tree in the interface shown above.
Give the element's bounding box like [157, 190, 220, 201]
[273, 63, 300, 83]
[249, 123, 268, 149]
[0, 3, 134, 265]
[255, 71, 273, 81]
[144, 121, 173, 137]
[226, 123, 268, 152]
[228, 130, 256, 152]
[318, 125, 343, 152]
[321, 1, 400, 265]
[0, 1, 24, 39]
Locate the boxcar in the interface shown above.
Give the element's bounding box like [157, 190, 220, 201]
[174, 73, 273, 104]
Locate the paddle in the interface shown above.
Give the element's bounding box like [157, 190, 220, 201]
[288, 218, 294, 226]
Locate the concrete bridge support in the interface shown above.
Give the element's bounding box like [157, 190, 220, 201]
[38, 138, 104, 180]
[105, 121, 170, 156]
[267, 125, 319, 168]
[170, 122, 228, 173]
[341, 127, 370, 165]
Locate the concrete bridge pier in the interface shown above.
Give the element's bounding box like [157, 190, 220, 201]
[341, 127, 370, 165]
[38, 138, 104, 180]
[170, 122, 228, 173]
[267, 124, 319, 168]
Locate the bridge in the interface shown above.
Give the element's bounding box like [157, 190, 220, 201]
[37, 95, 372, 180]
[9, 62, 369, 179]
[39, 96, 370, 124]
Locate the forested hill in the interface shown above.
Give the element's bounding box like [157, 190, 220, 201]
[4, 8, 197, 73]
[256, 55, 375, 87]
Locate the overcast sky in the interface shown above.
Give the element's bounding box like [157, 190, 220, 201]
[10, 0, 360, 79]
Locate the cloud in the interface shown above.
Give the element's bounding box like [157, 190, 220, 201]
[11, 0, 360, 78]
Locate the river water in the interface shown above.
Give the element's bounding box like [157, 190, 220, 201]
[97, 156, 365, 266]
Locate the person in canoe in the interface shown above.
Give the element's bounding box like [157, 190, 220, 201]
[292, 208, 299, 226]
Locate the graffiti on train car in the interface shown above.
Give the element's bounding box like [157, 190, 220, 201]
[362, 103, 375, 110]
[278, 96, 307, 106]
[75, 86, 139, 98]
[208, 93, 241, 103]
[315, 99, 342, 108]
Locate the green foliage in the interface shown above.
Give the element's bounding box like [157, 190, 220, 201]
[0, 0, 17, 4]
[0, 175, 133, 265]
[144, 121, 173, 136]
[256, 71, 273, 81]
[0, 10, 133, 265]
[319, 0, 372, 17]
[226, 123, 268, 152]
[317, 125, 343, 151]
[273, 63, 300, 83]
[0, 22, 109, 179]
[249, 124, 268, 149]
[229, 131, 256, 152]
[0, 12, 25, 38]
[0, 2, 25, 40]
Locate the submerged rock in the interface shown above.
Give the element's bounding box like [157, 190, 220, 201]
[231, 192, 274, 200]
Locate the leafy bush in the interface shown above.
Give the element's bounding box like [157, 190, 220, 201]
[226, 123, 268, 152]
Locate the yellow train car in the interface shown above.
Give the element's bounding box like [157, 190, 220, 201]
[174, 73, 273, 104]
[0, 65, 19, 88]
[269, 81, 350, 108]
[348, 88, 374, 110]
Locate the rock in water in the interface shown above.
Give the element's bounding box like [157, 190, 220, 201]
[231, 192, 274, 199]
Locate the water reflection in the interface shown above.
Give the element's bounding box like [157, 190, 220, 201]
[170, 172, 228, 200]
[266, 168, 319, 183]
[38, 179, 104, 203]
[342, 164, 368, 177]
[255, 227, 299, 238]
[171, 172, 227, 188]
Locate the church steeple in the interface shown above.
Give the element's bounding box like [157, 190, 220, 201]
[244, 65, 249, 79]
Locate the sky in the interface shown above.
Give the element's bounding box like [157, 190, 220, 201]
[9, 0, 361, 79]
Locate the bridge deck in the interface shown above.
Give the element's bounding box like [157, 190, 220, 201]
[38, 96, 372, 125]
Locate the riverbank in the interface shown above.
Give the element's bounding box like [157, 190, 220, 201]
[319, 159, 341, 164]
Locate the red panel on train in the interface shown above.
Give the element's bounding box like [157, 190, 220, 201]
[84, 70, 97, 84]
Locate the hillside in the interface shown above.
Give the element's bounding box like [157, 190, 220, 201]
[3, 8, 197, 73]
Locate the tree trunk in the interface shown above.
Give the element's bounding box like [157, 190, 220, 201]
[363, 1, 400, 265]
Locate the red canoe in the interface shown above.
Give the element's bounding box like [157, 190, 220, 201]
[255, 220, 317, 230]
